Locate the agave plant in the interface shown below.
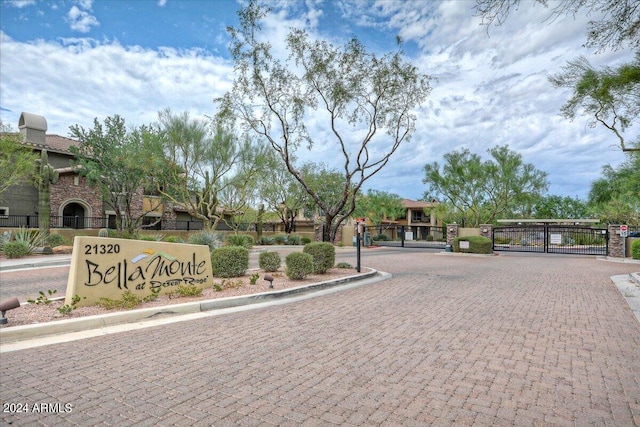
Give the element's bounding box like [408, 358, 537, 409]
[12, 227, 49, 254]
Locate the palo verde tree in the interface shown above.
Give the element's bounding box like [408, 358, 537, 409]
[532, 195, 590, 219]
[155, 109, 270, 231]
[475, 0, 640, 152]
[423, 145, 548, 227]
[353, 189, 405, 228]
[257, 150, 309, 234]
[475, 0, 639, 52]
[587, 151, 640, 225]
[0, 121, 37, 201]
[69, 115, 164, 235]
[217, 1, 432, 242]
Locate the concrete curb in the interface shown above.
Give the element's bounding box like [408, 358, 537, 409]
[611, 274, 640, 324]
[0, 259, 71, 272]
[0, 269, 379, 344]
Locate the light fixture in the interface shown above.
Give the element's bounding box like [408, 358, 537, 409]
[264, 274, 274, 289]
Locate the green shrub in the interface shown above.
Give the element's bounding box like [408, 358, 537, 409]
[0, 231, 10, 252]
[211, 246, 249, 277]
[287, 235, 301, 245]
[259, 251, 281, 272]
[166, 235, 185, 243]
[274, 234, 287, 245]
[13, 227, 47, 253]
[3, 241, 30, 258]
[249, 272, 260, 285]
[285, 252, 314, 279]
[336, 262, 353, 269]
[47, 233, 66, 247]
[97, 288, 160, 310]
[303, 242, 335, 274]
[374, 234, 389, 241]
[118, 230, 140, 240]
[259, 236, 275, 245]
[227, 234, 254, 248]
[301, 237, 311, 244]
[632, 239, 640, 260]
[188, 231, 224, 251]
[139, 234, 160, 241]
[169, 284, 203, 298]
[453, 235, 492, 254]
[493, 236, 511, 245]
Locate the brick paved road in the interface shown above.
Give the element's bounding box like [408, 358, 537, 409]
[1, 252, 639, 426]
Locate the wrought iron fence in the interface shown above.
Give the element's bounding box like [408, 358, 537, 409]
[493, 225, 608, 255]
[0, 215, 280, 233]
[363, 225, 446, 248]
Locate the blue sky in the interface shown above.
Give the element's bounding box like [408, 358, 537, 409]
[1, 0, 637, 202]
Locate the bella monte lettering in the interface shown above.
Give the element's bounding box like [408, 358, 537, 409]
[84, 253, 207, 289]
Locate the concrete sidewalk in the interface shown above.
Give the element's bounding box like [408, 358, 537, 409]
[0, 253, 72, 271]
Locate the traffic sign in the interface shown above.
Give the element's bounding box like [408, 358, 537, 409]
[620, 225, 628, 237]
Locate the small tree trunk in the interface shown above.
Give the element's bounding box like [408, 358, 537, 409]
[256, 204, 264, 240]
[38, 150, 58, 240]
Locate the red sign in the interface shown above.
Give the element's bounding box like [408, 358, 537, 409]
[620, 225, 628, 232]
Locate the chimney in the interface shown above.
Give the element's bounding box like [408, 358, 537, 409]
[19, 112, 47, 145]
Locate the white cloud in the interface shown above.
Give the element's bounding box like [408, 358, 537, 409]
[158, 0, 167, 6]
[6, 0, 36, 8]
[66, 5, 99, 33]
[76, 0, 94, 10]
[0, 32, 233, 137]
[1, 1, 636, 202]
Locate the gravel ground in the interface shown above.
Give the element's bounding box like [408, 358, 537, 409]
[0, 267, 359, 328]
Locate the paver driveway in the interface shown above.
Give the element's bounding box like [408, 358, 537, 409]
[1, 251, 639, 426]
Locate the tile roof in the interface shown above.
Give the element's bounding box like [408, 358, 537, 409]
[44, 134, 79, 154]
[402, 198, 438, 209]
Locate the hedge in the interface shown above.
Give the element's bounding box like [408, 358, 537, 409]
[303, 242, 335, 274]
[227, 234, 255, 249]
[453, 235, 492, 254]
[3, 241, 30, 258]
[285, 252, 313, 279]
[211, 246, 249, 277]
[632, 239, 640, 260]
[259, 250, 281, 272]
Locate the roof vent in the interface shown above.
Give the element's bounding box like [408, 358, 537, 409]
[19, 112, 47, 145]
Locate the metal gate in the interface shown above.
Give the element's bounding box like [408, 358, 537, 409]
[364, 225, 446, 249]
[493, 225, 608, 255]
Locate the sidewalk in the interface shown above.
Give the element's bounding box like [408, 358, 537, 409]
[0, 254, 72, 271]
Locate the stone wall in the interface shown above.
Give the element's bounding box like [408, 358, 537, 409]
[446, 223, 459, 246]
[608, 225, 625, 258]
[50, 174, 103, 218]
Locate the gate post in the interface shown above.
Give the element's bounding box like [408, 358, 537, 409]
[446, 223, 459, 247]
[608, 225, 624, 258]
[479, 224, 492, 240]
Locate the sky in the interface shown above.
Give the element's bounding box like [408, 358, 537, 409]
[0, 0, 637, 202]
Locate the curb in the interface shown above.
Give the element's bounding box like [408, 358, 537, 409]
[0, 269, 379, 344]
[0, 259, 71, 272]
[611, 274, 640, 324]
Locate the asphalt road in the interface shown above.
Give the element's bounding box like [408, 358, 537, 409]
[0, 246, 434, 302]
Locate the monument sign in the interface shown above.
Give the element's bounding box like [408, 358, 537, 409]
[65, 236, 213, 307]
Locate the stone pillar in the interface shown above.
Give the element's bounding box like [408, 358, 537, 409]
[479, 224, 493, 240]
[608, 224, 624, 258]
[446, 223, 459, 246]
